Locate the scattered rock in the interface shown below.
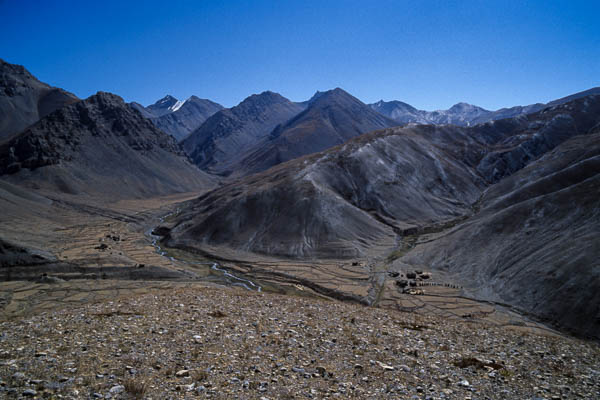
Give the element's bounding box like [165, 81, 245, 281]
[376, 361, 394, 371]
[109, 385, 124, 394]
[0, 286, 597, 400]
[12, 372, 25, 381]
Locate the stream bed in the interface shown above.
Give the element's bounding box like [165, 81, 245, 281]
[146, 210, 262, 292]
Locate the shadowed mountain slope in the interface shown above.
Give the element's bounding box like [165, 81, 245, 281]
[166, 94, 600, 258]
[403, 130, 600, 338]
[229, 88, 398, 177]
[0, 59, 78, 143]
[182, 91, 305, 176]
[0, 91, 215, 199]
[129, 101, 157, 119]
[166, 126, 484, 259]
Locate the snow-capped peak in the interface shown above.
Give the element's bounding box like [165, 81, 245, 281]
[169, 99, 186, 112]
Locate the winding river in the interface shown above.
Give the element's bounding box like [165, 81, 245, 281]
[146, 210, 261, 292]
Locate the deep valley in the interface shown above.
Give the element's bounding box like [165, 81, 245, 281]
[0, 56, 598, 399]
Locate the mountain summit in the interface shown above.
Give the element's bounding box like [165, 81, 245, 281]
[146, 95, 180, 117]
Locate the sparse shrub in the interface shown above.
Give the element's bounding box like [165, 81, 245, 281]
[499, 368, 514, 378]
[369, 334, 379, 345]
[124, 377, 148, 399]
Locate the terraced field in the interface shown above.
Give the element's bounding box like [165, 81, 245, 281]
[0, 190, 559, 339]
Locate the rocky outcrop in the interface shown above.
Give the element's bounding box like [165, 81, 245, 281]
[0, 59, 78, 142]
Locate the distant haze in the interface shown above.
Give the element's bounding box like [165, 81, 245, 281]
[0, 0, 598, 110]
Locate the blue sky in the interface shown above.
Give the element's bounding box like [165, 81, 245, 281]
[0, 0, 598, 110]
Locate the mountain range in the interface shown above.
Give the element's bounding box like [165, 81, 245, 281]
[182, 91, 305, 176]
[370, 87, 600, 126]
[228, 88, 398, 177]
[1, 57, 599, 339]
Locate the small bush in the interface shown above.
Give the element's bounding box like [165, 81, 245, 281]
[124, 377, 148, 399]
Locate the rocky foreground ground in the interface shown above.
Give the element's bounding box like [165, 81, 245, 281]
[0, 286, 598, 399]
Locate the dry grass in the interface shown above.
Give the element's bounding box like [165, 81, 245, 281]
[124, 377, 149, 399]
